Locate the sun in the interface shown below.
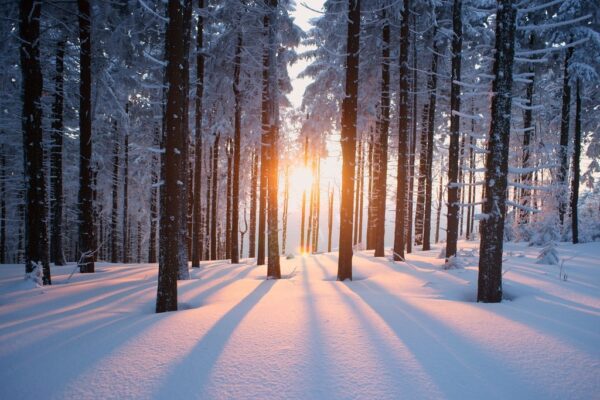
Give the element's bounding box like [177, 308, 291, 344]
[288, 165, 314, 195]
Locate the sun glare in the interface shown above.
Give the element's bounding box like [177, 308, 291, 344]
[289, 165, 314, 195]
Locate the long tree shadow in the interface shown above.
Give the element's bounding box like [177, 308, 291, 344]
[153, 280, 274, 399]
[342, 276, 555, 399]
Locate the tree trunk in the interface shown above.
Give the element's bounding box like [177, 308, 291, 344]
[353, 138, 362, 245]
[393, 0, 410, 261]
[571, 79, 581, 244]
[477, 0, 516, 303]
[149, 125, 159, 263]
[300, 136, 308, 253]
[77, 0, 95, 274]
[422, 35, 439, 252]
[231, 32, 242, 264]
[445, 0, 463, 263]
[312, 158, 321, 252]
[328, 188, 334, 252]
[156, 0, 187, 313]
[366, 132, 374, 249]
[226, 138, 232, 259]
[20, 0, 50, 283]
[110, 120, 120, 263]
[558, 46, 573, 226]
[519, 33, 536, 225]
[414, 103, 429, 246]
[191, 0, 205, 267]
[249, 148, 258, 258]
[406, 18, 418, 253]
[122, 116, 129, 263]
[337, 0, 360, 281]
[375, 14, 390, 258]
[282, 166, 289, 255]
[210, 134, 219, 260]
[435, 162, 444, 244]
[0, 144, 5, 264]
[50, 38, 66, 266]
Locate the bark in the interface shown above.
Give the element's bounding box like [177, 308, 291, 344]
[249, 148, 258, 258]
[358, 140, 365, 245]
[282, 166, 289, 255]
[149, 125, 159, 263]
[477, 0, 516, 303]
[300, 136, 308, 253]
[353, 138, 362, 245]
[226, 138, 232, 259]
[558, 46, 573, 226]
[422, 35, 439, 251]
[435, 163, 444, 244]
[210, 134, 219, 260]
[50, 38, 66, 266]
[406, 18, 418, 253]
[122, 115, 129, 263]
[393, 0, 410, 261]
[366, 132, 374, 249]
[520, 35, 535, 225]
[375, 15, 390, 258]
[414, 103, 429, 245]
[312, 158, 321, 252]
[570, 79, 581, 244]
[110, 120, 120, 263]
[20, 0, 50, 283]
[191, 0, 205, 267]
[0, 144, 5, 264]
[156, 0, 187, 313]
[231, 32, 242, 264]
[337, 0, 360, 281]
[77, 0, 95, 273]
[328, 188, 334, 252]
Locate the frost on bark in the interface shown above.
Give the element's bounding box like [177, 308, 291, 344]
[78, 0, 95, 273]
[393, 0, 410, 261]
[558, 47, 573, 227]
[192, 0, 205, 268]
[20, 0, 50, 283]
[157, 0, 187, 313]
[570, 80, 581, 244]
[231, 32, 242, 264]
[337, 0, 360, 281]
[445, 0, 463, 263]
[477, 0, 517, 303]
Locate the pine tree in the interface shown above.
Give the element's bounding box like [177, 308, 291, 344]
[477, 0, 517, 303]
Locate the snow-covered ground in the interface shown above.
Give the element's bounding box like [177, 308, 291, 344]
[0, 241, 598, 400]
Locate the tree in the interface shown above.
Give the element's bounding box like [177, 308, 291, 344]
[571, 79, 581, 243]
[191, 0, 206, 268]
[558, 47, 573, 227]
[156, 0, 187, 313]
[20, 0, 50, 284]
[231, 32, 242, 264]
[445, 0, 463, 263]
[477, 0, 517, 303]
[337, 0, 360, 281]
[393, 0, 410, 261]
[77, 0, 95, 274]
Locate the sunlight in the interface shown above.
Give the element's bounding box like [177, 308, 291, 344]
[288, 165, 314, 196]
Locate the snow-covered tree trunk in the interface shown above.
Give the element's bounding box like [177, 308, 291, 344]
[337, 0, 360, 281]
[570, 79, 581, 244]
[191, 0, 205, 268]
[231, 32, 242, 264]
[406, 17, 418, 254]
[558, 47, 573, 227]
[156, 0, 188, 313]
[50, 38, 66, 267]
[20, 0, 50, 283]
[477, 0, 517, 303]
[110, 120, 120, 263]
[374, 13, 390, 258]
[393, 0, 410, 261]
[249, 149, 258, 258]
[77, 0, 95, 274]
[445, 0, 463, 263]
[210, 134, 219, 260]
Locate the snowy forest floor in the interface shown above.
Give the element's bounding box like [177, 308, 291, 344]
[0, 240, 599, 400]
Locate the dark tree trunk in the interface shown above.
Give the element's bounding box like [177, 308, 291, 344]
[406, 18, 418, 253]
[435, 161, 443, 244]
[231, 32, 242, 264]
[558, 46, 573, 226]
[226, 138, 232, 259]
[204, 147, 212, 260]
[110, 120, 120, 263]
[466, 107, 475, 240]
[249, 148, 258, 258]
[353, 138, 362, 246]
[257, 97, 268, 266]
[358, 141, 365, 245]
[374, 14, 390, 258]
[50, 38, 66, 266]
[210, 134, 219, 260]
[77, 0, 95, 273]
[337, 0, 360, 281]
[149, 126, 159, 263]
[422, 35, 439, 252]
[571, 79, 581, 244]
[122, 120, 129, 263]
[366, 132, 374, 249]
[156, 0, 187, 313]
[306, 156, 315, 253]
[392, 0, 410, 261]
[20, 0, 50, 283]
[477, 0, 516, 303]
[445, 0, 463, 263]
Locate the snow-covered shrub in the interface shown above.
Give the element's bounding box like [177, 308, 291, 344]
[24, 262, 44, 287]
[536, 241, 559, 265]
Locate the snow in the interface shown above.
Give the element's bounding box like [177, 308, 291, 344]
[1, 240, 599, 400]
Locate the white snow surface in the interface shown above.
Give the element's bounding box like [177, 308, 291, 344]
[1, 241, 599, 400]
